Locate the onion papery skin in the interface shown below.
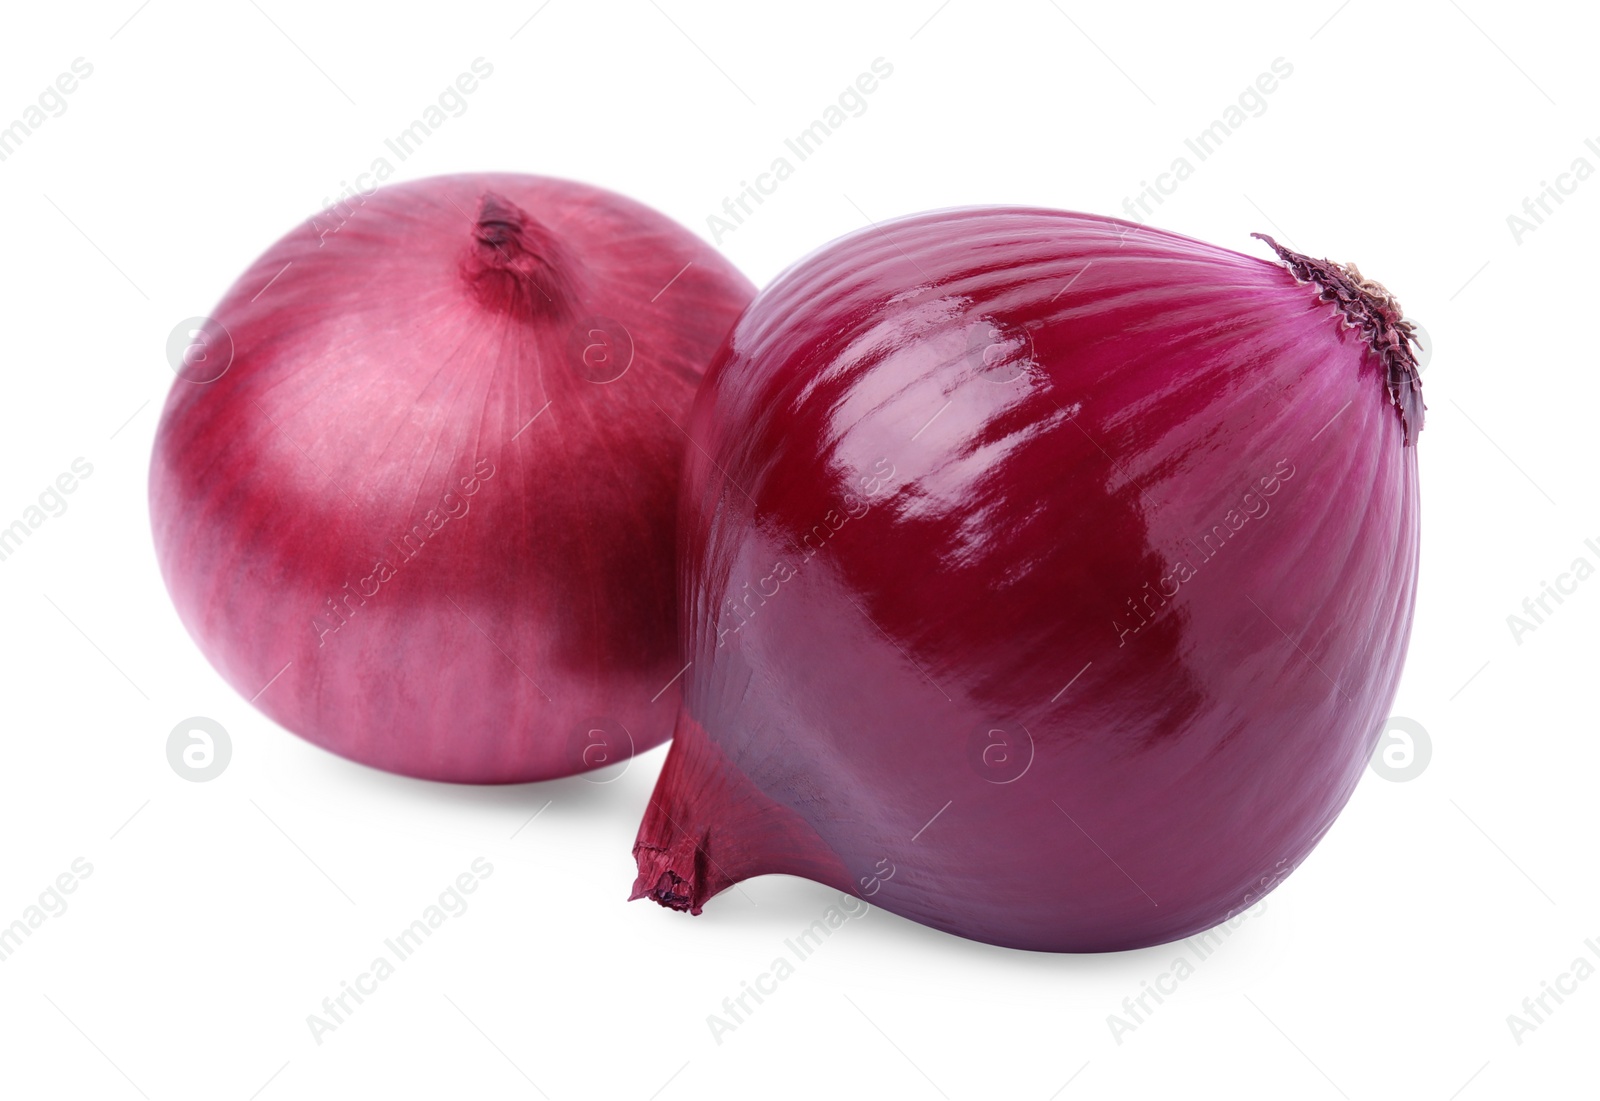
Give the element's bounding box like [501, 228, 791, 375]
[151, 174, 754, 783]
[633, 208, 1422, 952]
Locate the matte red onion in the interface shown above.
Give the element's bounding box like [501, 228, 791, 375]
[151, 173, 753, 782]
[632, 208, 1423, 951]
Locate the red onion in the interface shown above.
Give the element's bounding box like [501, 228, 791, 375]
[632, 209, 1422, 951]
[151, 173, 753, 782]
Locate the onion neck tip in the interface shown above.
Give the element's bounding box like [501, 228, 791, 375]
[630, 840, 713, 915]
[461, 192, 576, 322]
[1252, 232, 1425, 446]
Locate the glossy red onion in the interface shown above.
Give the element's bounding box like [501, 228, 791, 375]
[151, 173, 753, 782]
[632, 208, 1423, 951]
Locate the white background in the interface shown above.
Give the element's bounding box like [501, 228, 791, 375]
[1, 1, 1595, 1098]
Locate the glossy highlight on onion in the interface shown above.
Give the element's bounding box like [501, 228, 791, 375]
[151, 173, 754, 782]
[632, 208, 1423, 951]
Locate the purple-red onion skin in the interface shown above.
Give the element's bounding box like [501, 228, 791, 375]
[151, 173, 754, 783]
[634, 208, 1421, 952]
